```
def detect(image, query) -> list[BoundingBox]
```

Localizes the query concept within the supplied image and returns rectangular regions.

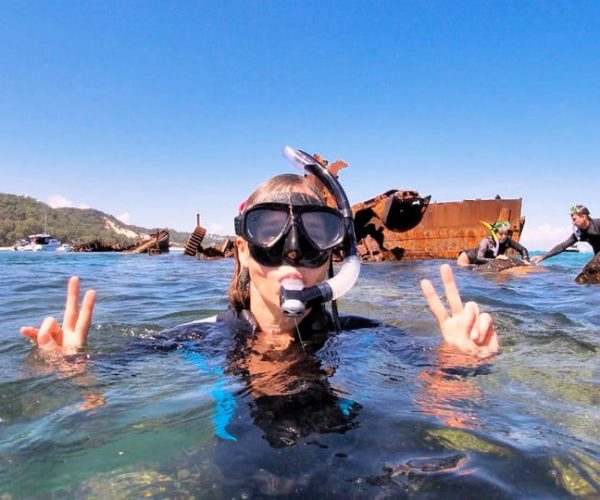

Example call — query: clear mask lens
[239,203,345,268]
[299,210,344,249]
[245,209,289,247]
[243,204,344,251]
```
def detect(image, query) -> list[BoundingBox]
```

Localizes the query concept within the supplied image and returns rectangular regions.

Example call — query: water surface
[0,251,598,498]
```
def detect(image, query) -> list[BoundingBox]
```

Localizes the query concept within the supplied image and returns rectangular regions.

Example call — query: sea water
[0,251,598,498]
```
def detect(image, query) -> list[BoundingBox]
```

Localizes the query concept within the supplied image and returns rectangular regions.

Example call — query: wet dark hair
[227,174,325,311]
[570,205,590,217]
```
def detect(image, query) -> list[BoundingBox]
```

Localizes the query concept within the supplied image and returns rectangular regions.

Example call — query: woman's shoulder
[338,314,381,330]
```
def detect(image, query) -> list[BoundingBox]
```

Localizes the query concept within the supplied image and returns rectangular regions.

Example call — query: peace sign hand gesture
[20,276,96,355]
[420,264,499,358]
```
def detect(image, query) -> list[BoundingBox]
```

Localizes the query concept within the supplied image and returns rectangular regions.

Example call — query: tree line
[0,193,192,247]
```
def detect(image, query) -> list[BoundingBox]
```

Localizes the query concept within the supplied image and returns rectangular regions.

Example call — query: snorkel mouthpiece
[280,145,361,317]
[280,279,335,317]
[279,278,306,317]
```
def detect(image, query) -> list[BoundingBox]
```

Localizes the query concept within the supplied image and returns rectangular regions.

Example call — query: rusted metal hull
[72,240,126,252]
[183,226,207,256]
[124,230,170,255]
[353,193,525,261]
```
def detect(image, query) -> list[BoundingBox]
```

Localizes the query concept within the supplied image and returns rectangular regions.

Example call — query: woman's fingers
[422,265,499,358]
[73,289,96,347]
[20,326,39,340]
[63,276,80,333]
[420,279,448,329]
[36,317,62,351]
[463,301,480,340]
[440,264,463,315]
[21,276,96,353]
[477,313,499,353]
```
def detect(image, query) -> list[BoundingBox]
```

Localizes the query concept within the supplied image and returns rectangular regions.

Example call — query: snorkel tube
[279,146,361,317]
[481,221,499,244]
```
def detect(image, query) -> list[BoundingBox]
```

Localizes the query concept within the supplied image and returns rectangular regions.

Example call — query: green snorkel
[481,220,510,244]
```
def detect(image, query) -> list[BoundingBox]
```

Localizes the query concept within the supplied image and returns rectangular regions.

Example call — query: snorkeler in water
[532,205,600,264]
[20,147,499,444]
[457,220,530,266]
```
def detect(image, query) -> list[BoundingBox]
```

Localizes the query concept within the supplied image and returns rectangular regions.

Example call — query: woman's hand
[420,264,498,358]
[20,276,96,355]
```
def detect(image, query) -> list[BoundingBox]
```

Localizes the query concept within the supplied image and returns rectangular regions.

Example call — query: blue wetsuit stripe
[179,350,237,442]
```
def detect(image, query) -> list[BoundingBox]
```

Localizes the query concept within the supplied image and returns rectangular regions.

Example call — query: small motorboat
[15,234,62,252]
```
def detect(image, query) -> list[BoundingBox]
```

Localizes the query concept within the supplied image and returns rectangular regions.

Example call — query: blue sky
[1,1,599,250]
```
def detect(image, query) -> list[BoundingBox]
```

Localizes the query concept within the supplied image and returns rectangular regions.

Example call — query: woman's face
[571,212,589,229]
[497,230,509,243]
[237,237,329,315]
[236,186,329,315]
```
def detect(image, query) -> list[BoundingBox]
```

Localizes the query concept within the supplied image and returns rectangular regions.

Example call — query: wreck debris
[354,194,526,261]
[72,240,127,252]
[357,197,527,261]
[307,150,526,262]
[183,214,234,260]
[191,238,235,260]
[183,215,207,256]
[359,234,384,262]
[308,154,349,209]
[353,189,432,261]
[124,230,170,255]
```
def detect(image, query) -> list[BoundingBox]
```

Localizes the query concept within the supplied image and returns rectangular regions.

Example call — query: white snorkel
[279,146,361,318]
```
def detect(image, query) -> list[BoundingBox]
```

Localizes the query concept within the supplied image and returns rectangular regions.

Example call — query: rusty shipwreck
[308,151,525,262]
[353,191,525,261]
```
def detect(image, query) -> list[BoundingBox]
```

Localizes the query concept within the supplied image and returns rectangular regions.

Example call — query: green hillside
[0,193,191,247]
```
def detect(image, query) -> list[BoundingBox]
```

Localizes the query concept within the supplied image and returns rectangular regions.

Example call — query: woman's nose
[285,250,299,262]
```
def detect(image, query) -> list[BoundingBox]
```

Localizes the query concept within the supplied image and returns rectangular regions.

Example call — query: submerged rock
[575,252,600,284]
[474,257,538,274]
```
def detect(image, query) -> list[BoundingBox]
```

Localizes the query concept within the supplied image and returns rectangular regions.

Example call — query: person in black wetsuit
[19,151,499,445]
[457,221,530,266]
[532,205,600,264]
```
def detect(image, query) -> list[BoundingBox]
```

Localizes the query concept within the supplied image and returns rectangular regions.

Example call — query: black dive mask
[234,194,345,268]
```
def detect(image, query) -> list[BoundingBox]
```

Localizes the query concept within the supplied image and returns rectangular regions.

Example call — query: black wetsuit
[540,218,600,261]
[465,236,529,265]
[146,306,378,448]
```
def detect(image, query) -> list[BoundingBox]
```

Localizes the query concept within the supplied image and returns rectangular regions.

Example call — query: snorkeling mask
[570,205,590,216]
[235,194,345,269]
[482,220,510,243]
[493,221,511,236]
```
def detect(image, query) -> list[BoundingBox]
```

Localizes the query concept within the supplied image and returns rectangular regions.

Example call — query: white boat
[15,234,62,252]
[56,243,73,252]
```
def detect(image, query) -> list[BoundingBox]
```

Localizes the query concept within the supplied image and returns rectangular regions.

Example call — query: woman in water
[457,220,529,266]
[21,179,497,360]
[20,150,498,447]
[16,154,595,500]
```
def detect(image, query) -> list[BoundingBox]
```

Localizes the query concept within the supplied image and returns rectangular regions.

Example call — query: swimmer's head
[570,205,590,217]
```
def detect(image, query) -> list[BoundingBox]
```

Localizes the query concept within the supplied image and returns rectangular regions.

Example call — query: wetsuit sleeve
[473,238,492,264]
[509,239,529,260]
[541,234,577,261]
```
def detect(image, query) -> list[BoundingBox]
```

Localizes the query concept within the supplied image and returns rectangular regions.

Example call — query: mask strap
[287,192,295,222]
